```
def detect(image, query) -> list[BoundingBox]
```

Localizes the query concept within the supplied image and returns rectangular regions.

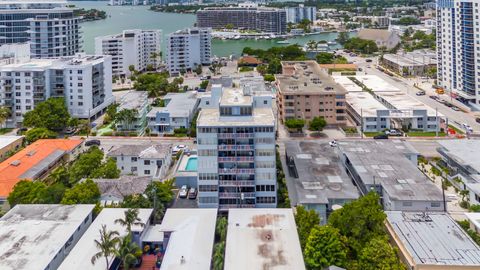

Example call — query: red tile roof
[0,139,83,198]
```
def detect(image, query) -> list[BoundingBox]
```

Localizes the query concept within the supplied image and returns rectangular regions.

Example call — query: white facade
[0,54,114,127]
[109,0,144,5]
[437,0,480,109]
[95,29,162,77]
[196,82,276,210]
[0,43,31,65]
[285,4,316,23]
[167,27,211,76]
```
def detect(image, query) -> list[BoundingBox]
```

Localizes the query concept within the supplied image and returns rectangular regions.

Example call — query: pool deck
[175,153,198,178]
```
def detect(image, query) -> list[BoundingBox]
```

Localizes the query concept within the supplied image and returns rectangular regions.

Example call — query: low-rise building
[284,141,360,224]
[108,144,172,179]
[58,208,153,270]
[0,204,95,270]
[95,29,162,77]
[91,175,152,205]
[380,50,437,76]
[0,139,83,207]
[357,29,401,50]
[465,212,480,234]
[0,136,24,161]
[353,16,390,28]
[115,90,149,135]
[225,209,306,270]
[338,140,445,212]
[437,140,480,205]
[147,91,200,134]
[385,211,480,269]
[275,61,347,126]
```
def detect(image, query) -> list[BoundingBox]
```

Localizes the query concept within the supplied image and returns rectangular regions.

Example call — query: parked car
[429,95,439,100]
[463,123,473,133]
[416,91,426,96]
[172,144,186,155]
[64,127,76,135]
[365,59,373,63]
[385,129,402,136]
[329,140,337,147]
[188,188,197,199]
[451,106,460,111]
[373,134,389,139]
[179,185,188,198]
[476,117,480,123]
[85,139,101,147]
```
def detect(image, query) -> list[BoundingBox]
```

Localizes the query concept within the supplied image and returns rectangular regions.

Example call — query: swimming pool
[185,157,198,171]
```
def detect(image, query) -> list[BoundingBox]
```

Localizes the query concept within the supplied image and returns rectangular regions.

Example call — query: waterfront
[70,1,341,57]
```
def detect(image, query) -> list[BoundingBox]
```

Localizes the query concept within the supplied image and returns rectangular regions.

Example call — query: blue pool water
[185,157,198,171]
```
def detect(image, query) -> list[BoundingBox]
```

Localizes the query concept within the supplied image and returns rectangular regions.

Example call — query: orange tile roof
[238,55,262,65]
[318,63,357,70]
[0,139,83,198]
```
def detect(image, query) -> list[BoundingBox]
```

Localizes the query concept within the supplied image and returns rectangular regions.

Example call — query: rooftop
[197,107,275,127]
[354,75,400,92]
[118,90,148,111]
[58,208,153,270]
[225,209,305,270]
[276,61,347,95]
[158,209,217,270]
[285,141,360,205]
[357,28,396,41]
[375,91,439,116]
[220,88,253,106]
[346,91,388,117]
[338,140,443,202]
[465,212,480,231]
[108,144,172,159]
[90,175,152,203]
[382,49,437,67]
[0,204,95,270]
[0,139,82,198]
[0,54,107,71]
[386,211,480,266]
[0,136,23,149]
[437,140,480,175]
[332,76,362,92]
[148,92,198,118]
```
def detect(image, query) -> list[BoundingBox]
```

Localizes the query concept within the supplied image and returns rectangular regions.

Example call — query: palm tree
[0,106,11,128]
[114,235,142,270]
[215,217,228,242]
[115,208,145,233]
[212,242,225,270]
[91,225,120,270]
[306,40,317,51]
[116,109,138,131]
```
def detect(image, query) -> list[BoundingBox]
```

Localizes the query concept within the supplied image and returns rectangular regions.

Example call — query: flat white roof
[159,209,217,270]
[346,91,388,117]
[58,208,153,270]
[0,135,23,149]
[355,75,400,92]
[0,204,95,270]
[465,212,480,231]
[437,140,480,174]
[375,91,440,116]
[198,107,275,127]
[332,76,363,92]
[225,209,306,270]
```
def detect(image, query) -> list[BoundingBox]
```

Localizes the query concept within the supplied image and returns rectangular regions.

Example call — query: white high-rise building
[167,28,211,76]
[95,29,162,77]
[437,0,480,109]
[285,4,316,23]
[0,54,114,127]
[0,0,82,58]
[196,77,277,210]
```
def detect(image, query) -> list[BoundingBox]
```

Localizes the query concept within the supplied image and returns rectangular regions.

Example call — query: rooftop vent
[27,150,36,156]
[10,160,21,166]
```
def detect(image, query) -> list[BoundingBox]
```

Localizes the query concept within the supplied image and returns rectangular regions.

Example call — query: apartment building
[285,4,316,23]
[275,61,347,126]
[95,29,162,77]
[196,82,276,210]
[0,54,113,127]
[0,0,82,58]
[196,6,287,34]
[115,90,149,135]
[437,0,480,109]
[167,28,211,76]
[0,43,31,65]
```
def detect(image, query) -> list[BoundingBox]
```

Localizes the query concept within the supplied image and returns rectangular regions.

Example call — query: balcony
[219,204,255,210]
[218,145,254,151]
[218,168,255,174]
[219,180,255,186]
[218,192,256,199]
[218,156,254,162]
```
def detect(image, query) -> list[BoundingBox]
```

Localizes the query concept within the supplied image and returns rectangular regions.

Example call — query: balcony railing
[218,145,254,151]
[218,133,255,139]
[219,180,255,186]
[218,168,255,174]
[219,204,255,210]
[218,192,256,199]
[218,156,254,162]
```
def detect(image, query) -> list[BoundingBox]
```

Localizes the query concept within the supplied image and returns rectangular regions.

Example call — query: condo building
[0,54,113,127]
[196,82,276,210]
[285,4,316,23]
[95,29,162,77]
[196,6,287,34]
[275,61,347,126]
[167,27,211,76]
[437,0,480,109]
[0,0,82,58]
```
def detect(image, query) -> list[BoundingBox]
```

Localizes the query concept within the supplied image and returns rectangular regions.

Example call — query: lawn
[0,128,13,135]
[448,125,465,134]
[363,131,384,137]
[407,131,446,137]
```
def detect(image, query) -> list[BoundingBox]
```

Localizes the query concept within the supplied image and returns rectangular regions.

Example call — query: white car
[172,144,187,155]
[463,123,473,133]
[179,185,188,198]
[329,140,337,147]
[385,130,402,136]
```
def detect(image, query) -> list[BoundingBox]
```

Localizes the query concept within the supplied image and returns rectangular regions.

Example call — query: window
[256,197,276,204]
[431,202,441,207]
[131,157,137,162]
[263,100,268,105]
[144,170,151,175]
[144,160,150,165]
[402,202,413,207]
[131,167,137,172]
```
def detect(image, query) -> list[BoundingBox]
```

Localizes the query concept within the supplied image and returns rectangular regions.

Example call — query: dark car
[16,127,28,135]
[85,139,101,147]
[365,59,373,63]
[188,188,197,199]
[476,118,480,124]
[373,134,389,139]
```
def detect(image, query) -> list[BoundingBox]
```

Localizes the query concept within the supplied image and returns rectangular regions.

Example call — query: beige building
[357,28,401,50]
[0,136,23,161]
[275,61,347,125]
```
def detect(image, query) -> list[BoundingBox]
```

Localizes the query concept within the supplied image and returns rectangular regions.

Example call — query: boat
[277,40,290,44]
[327,41,337,45]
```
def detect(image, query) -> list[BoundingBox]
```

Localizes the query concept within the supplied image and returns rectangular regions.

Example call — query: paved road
[340,52,480,133]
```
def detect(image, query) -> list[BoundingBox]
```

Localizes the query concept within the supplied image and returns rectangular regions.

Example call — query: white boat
[327,41,337,45]
[277,40,290,44]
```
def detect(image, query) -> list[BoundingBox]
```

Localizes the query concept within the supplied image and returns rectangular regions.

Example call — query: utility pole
[435,107,439,137]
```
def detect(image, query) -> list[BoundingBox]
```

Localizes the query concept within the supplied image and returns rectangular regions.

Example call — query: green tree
[121,194,152,209]
[115,208,145,233]
[91,225,120,270]
[343,38,378,54]
[145,179,174,220]
[194,65,203,75]
[337,32,350,45]
[309,117,327,131]
[61,179,101,204]
[216,217,228,242]
[25,128,57,143]
[328,192,386,255]
[116,108,138,131]
[114,235,142,270]
[212,242,225,270]
[285,119,305,131]
[69,147,105,184]
[358,237,405,270]
[8,180,48,206]
[23,98,70,131]
[90,158,121,179]
[0,106,11,128]
[304,225,348,269]
[199,80,209,89]
[225,23,234,30]
[316,52,335,64]
[133,73,169,97]
[263,74,275,82]
[295,205,320,250]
